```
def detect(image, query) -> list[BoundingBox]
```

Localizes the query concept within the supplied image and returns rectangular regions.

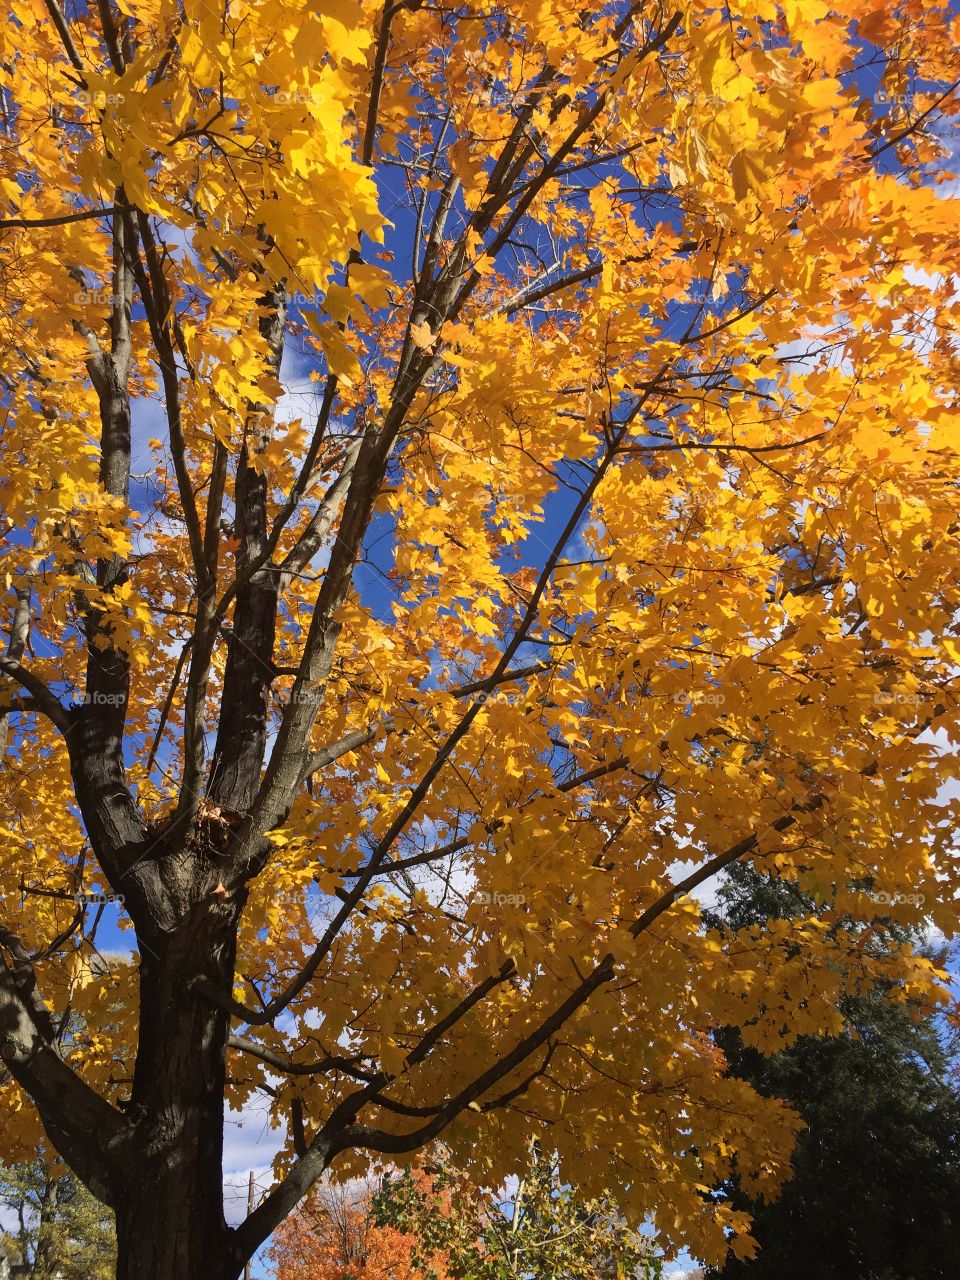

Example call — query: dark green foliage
[705,865,960,1280]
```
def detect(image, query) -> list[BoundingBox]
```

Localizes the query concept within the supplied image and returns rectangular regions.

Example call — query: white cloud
[221,1095,288,1278]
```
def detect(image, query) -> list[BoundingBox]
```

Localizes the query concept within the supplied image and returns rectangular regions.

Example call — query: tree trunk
[114,1165,230,1280]
[114,901,241,1280]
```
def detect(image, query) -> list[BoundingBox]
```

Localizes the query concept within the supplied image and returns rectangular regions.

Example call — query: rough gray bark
[113,904,241,1280]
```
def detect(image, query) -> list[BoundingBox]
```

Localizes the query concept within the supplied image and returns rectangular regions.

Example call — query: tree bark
[113,899,241,1280]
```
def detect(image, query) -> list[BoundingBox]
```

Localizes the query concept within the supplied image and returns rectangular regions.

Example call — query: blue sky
[6,5,960,1273]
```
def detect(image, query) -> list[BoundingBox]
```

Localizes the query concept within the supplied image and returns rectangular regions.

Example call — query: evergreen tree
[705,866,960,1280]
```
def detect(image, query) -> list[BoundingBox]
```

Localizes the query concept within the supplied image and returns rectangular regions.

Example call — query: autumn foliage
[269,1154,659,1280]
[1,0,960,1275]
[268,1174,449,1280]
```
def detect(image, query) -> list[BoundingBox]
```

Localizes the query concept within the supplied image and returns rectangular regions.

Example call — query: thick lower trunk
[115,903,241,1280]
[115,1164,231,1280]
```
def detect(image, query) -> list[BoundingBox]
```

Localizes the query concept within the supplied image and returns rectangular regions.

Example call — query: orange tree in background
[267,1175,438,1280]
[1,0,960,1276]
[270,1151,661,1279]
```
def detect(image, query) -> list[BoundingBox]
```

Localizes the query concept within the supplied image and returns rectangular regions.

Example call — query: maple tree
[267,1174,429,1280]
[369,1148,662,1279]
[271,1150,661,1280]
[1,0,960,1276]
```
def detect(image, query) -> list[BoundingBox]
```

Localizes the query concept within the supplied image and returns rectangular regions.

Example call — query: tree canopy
[270,1149,661,1280]
[0,1147,116,1280]
[705,866,960,1279]
[267,1174,424,1280]
[370,1149,661,1280]
[1,0,959,1275]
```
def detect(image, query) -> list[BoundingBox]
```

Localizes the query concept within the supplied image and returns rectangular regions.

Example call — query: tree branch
[299,719,393,789]
[0,657,72,735]
[226,1035,366,1078]
[0,206,115,230]
[0,928,130,1203]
